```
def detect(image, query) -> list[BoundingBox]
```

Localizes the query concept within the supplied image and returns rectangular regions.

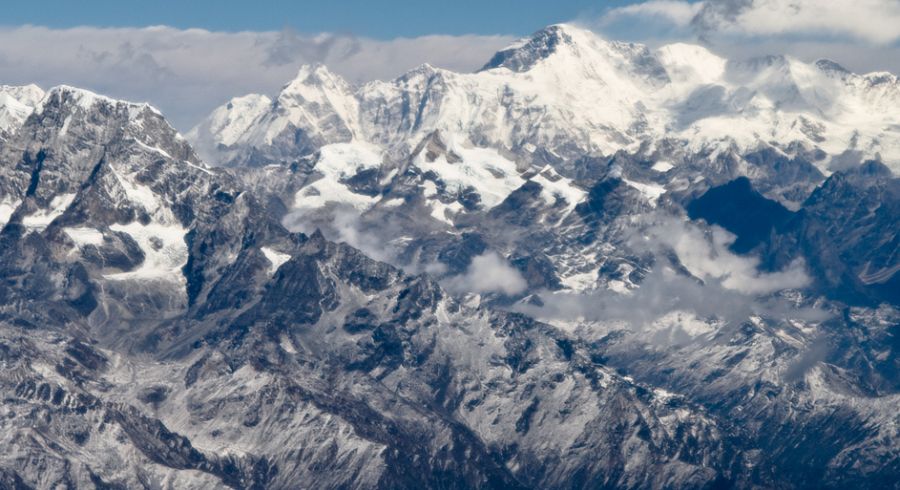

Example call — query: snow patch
[293,142,382,211]
[279,334,297,354]
[135,139,173,159]
[105,221,188,282]
[607,280,631,294]
[561,270,599,291]
[184,160,214,176]
[111,169,179,223]
[531,166,586,211]
[64,227,104,247]
[0,198,21,228]
[429,200,464,225]
[413,138,524,209]
[381,197,405,208]
[624,179,666,206]
[422,180,438,198]
[22,193,76,230]
[261,247,291,275]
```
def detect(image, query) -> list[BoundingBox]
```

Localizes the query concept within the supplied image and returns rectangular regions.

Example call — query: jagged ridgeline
[0,23,897,489]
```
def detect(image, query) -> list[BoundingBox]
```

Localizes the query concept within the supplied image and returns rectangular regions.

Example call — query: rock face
[0,22,898,489]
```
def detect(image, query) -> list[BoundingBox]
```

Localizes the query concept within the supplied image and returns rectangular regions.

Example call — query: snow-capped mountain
[182,26,900,307]
[0,22,898,489]
[191,24,900,176]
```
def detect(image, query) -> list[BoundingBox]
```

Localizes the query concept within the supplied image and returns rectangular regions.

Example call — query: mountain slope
[0,23,899,489]
[0,83,744,489]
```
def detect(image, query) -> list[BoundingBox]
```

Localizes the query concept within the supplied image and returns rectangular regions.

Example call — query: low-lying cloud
[643,219,810,295]
[285,204,527,296]
[284,205,406,266]
[517,214,827,335]
[445,252,528,296]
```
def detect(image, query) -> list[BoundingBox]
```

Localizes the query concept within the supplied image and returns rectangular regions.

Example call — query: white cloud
[648,219,810,295]
[707,0,900,44]
[589,0,900,83]
[446,252,527,296]
[515,215,824,334]
[284,205,401,266]
[0,25,513,130]
[602,0,703,27]
[603,0,900,44]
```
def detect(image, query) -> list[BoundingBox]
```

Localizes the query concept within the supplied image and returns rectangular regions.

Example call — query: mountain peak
[480,23,590,72]
[479,24,669,88]
[815,59,851,76]
[0,84,45,107]
[276,64,356,117]
[188,93,273,151]
[396,62,448,83]
[292,63,335,81]
[27,85,197,169]
[282,64,349,95]
[0,84,46,135]
[41,84,161,116]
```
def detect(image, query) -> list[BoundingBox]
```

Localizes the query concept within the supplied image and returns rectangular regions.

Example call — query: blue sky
[3,0,635,38]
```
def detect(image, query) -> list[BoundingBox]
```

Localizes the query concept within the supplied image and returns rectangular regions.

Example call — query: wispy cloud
[602,0,704,28]
[0,25,513,130]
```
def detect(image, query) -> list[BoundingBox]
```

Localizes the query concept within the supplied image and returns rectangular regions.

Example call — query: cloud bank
[0,25,514,130]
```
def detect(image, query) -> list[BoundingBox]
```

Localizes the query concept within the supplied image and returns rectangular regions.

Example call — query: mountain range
[0,23,897,489]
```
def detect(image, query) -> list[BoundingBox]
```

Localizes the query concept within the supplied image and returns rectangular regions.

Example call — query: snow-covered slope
[192,24,900,176]
[0,84,227,317]
[187,64,359,166]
